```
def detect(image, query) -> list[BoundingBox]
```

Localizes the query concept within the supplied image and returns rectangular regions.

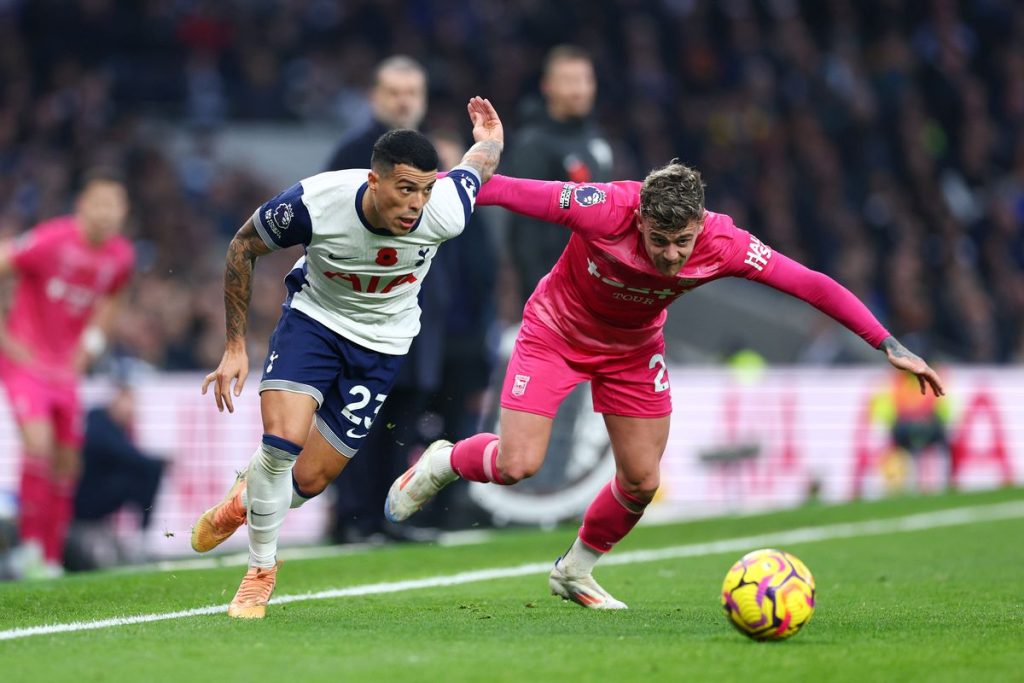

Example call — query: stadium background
[0,0,1022,557]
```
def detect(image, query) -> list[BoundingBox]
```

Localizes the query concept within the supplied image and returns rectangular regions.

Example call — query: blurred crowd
[0,0,1023,363]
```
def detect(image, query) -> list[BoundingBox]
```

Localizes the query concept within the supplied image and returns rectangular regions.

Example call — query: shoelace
[235,567,277,604]
[213,492,246,529]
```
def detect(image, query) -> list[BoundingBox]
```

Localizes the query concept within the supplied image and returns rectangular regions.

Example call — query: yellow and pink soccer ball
[721,548,816,641]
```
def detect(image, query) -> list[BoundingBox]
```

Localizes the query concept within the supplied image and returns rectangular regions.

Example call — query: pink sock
[18,456,51,550]
[450,433,506,484]
[45,478,76,564]
[579,477,649,553]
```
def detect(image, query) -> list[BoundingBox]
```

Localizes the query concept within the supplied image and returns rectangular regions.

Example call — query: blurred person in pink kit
[0,169,135,578]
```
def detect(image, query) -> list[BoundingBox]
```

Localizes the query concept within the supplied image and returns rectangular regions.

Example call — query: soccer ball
[720,548,816,641]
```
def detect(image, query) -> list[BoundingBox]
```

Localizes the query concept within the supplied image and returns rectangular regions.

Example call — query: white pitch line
[107,529,495,575]
[2,500,1022,642]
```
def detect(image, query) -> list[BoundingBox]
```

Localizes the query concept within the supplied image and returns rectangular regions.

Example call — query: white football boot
[384,439,457,522]
[549,559,628,609]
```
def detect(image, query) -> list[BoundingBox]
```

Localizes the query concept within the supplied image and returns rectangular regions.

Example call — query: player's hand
[881,337,945,397]
[467,96,503,148]
[202,346,249,413]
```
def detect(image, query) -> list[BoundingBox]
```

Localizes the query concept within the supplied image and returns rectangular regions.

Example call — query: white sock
[429,442,457,482]
[241,476,311,509]
[290,485,312,509]
[559,537,602,576]
[246,439,300,568]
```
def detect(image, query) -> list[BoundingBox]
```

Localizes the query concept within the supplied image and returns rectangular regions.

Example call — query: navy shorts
[259,307,404,457]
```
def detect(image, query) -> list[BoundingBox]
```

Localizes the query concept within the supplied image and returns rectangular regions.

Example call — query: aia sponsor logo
[324,270,418,294]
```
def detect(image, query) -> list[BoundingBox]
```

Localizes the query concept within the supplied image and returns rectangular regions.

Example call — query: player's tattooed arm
[460,140,503,183]
[880,336,946,397]
[203,218,272,412]
[223,218,272,348]
[461,96,504,183]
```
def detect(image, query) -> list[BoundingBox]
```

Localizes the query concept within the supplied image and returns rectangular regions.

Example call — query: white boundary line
[2,500,1022,642]
[105,529,496,575]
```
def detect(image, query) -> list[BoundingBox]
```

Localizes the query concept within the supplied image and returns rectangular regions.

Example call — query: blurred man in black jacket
[324,55,427,171]
[505,45,613,305]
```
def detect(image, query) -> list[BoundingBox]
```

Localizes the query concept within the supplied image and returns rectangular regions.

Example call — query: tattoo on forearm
[223,221,269,345]
[881,336,914,360]
[461,140,503,182]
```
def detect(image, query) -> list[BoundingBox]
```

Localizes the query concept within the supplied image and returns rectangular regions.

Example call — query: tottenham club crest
[573,185,606,208]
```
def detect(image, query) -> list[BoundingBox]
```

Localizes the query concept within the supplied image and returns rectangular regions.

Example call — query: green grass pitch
[2,487,1022,682]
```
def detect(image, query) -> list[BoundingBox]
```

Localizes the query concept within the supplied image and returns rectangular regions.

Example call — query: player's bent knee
[619,477,660,504]
[292,467,332,497]
[262,426,309,448]
[634,485,659,505]
[293,448,348,497]
[496,455,543,483]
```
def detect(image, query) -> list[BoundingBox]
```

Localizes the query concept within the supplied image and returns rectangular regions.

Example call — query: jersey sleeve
[10,225,59,275]
[476,175,637,239]
[422,165,481,236]
[251,182,314,250]
[719,221,890,348]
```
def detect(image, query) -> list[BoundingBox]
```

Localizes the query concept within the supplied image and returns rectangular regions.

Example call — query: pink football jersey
[6,216,134,373]
[479,176,888,355]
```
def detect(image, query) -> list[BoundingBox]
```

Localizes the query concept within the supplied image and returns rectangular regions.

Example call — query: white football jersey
[252,165,480,354]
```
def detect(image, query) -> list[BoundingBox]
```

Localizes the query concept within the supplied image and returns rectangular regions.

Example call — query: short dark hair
[372,55,427,89]
[371,129,439,174]
[80,166,127,190]
[542,45,592,77]
[639,161,706,232]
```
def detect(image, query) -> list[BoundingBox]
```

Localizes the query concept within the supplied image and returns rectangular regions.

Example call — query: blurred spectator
[871,370,952,494]
[504,45,613,307]
[65,368,167,571]
[324,55,427,171]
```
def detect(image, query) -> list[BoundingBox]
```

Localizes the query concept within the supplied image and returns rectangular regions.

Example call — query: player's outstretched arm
[746,249,944,398]
[202,218,272,413]
[879,336,945,397]
[459,96,504,183]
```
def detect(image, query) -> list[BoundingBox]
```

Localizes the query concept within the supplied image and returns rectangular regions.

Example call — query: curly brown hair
[639,161,706,232]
